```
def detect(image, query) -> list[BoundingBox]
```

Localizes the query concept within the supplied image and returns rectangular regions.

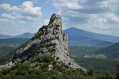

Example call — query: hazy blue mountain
[0,27,118,46]
[63,27,114,46]
[15,32,34,38]
[1,27,119,43]
[67,37,113,46]
[63,27,119,42]
[93,42,119,59]
[0,34,14,39]
[0,32,34,39]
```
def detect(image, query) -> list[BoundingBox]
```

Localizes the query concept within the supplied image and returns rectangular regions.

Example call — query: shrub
[56,57,59,60]
[39,43,56,48]
[48,48,55,53]
[35,55,54,63]
[21,57,26,63]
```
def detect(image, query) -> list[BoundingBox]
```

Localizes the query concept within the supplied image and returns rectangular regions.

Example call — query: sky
[0,0,119,36]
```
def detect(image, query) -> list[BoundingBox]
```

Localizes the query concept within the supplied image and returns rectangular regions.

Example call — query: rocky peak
[48,13,62,27]
[0,14,84,70]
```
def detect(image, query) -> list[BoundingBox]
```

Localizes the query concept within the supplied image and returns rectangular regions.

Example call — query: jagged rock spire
[12,13,82,69]
[48,13,62,27]
[0,13,84,70]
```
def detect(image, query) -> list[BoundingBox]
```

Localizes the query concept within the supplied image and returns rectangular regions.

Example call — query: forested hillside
[94,42,119,59]
[0,38,29,47]
[74,57,118,73]
[69,46,101,56]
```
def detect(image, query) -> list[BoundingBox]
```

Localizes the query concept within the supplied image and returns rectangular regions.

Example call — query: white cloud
[0,1,42,21]
[53,0,119,36]
[19,21,26,24]
[0,4,18,11]
[100,0,118,12]
[0,1,43,35]
[106,13,119,23]
[43,19,49,25]
[0,19,8,22]
[20,1,42,17]
[53,0,84,10]
[67,2,82,9]
[1,13,15,19]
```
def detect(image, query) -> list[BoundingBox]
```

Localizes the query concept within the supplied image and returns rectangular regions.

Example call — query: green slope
[94,42,119,59]
[0,40,29,65]
[0,38,29,47]
[69,46,101,56]
[0,55,93,79]
[0,38,29,57]
[0,46,15,57]
[74,57,118,74]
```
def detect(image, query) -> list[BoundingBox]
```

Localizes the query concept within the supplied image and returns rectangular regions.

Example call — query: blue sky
[0,0,119,36]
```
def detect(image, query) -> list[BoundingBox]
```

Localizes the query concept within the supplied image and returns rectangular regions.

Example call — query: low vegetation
[94,42,119,59]
[0,46,15,57]
[69,46,101,57]
[0,40,30,65]
[74,57,118,74]
[0,55,118,79]
[0,55,93,79]
[0,38,28,47]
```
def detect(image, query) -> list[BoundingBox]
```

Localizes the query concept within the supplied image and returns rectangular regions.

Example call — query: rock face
[1,14,82,70]
[0,62,14,70]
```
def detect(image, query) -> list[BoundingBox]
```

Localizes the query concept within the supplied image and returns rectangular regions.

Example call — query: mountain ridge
[0,32,34,39]
[1,27,119,43]
[15,32,34,38]
[63,27,114,46]
[0,27,115,46]
[64,27,119,43]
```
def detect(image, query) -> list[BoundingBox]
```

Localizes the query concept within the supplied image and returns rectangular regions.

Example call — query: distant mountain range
[15,32,34,38]
[0,27,119,62]
[63,27,116,46]
[63,27,119,43]
[1,27,119,46]
[0,32,34,39]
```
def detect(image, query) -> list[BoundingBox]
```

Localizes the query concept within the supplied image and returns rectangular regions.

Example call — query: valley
[0,37,119,74]
[0,14,119,79]
[0,0,119,78]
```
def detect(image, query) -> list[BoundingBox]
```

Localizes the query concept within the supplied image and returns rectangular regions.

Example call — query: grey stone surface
[0,62,14,70]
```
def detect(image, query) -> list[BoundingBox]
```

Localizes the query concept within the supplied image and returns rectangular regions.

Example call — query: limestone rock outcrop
[0,14,83,70]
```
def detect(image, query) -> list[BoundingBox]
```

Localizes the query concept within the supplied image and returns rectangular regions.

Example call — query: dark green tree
[116,62,119,79]
[88,66,94,76]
